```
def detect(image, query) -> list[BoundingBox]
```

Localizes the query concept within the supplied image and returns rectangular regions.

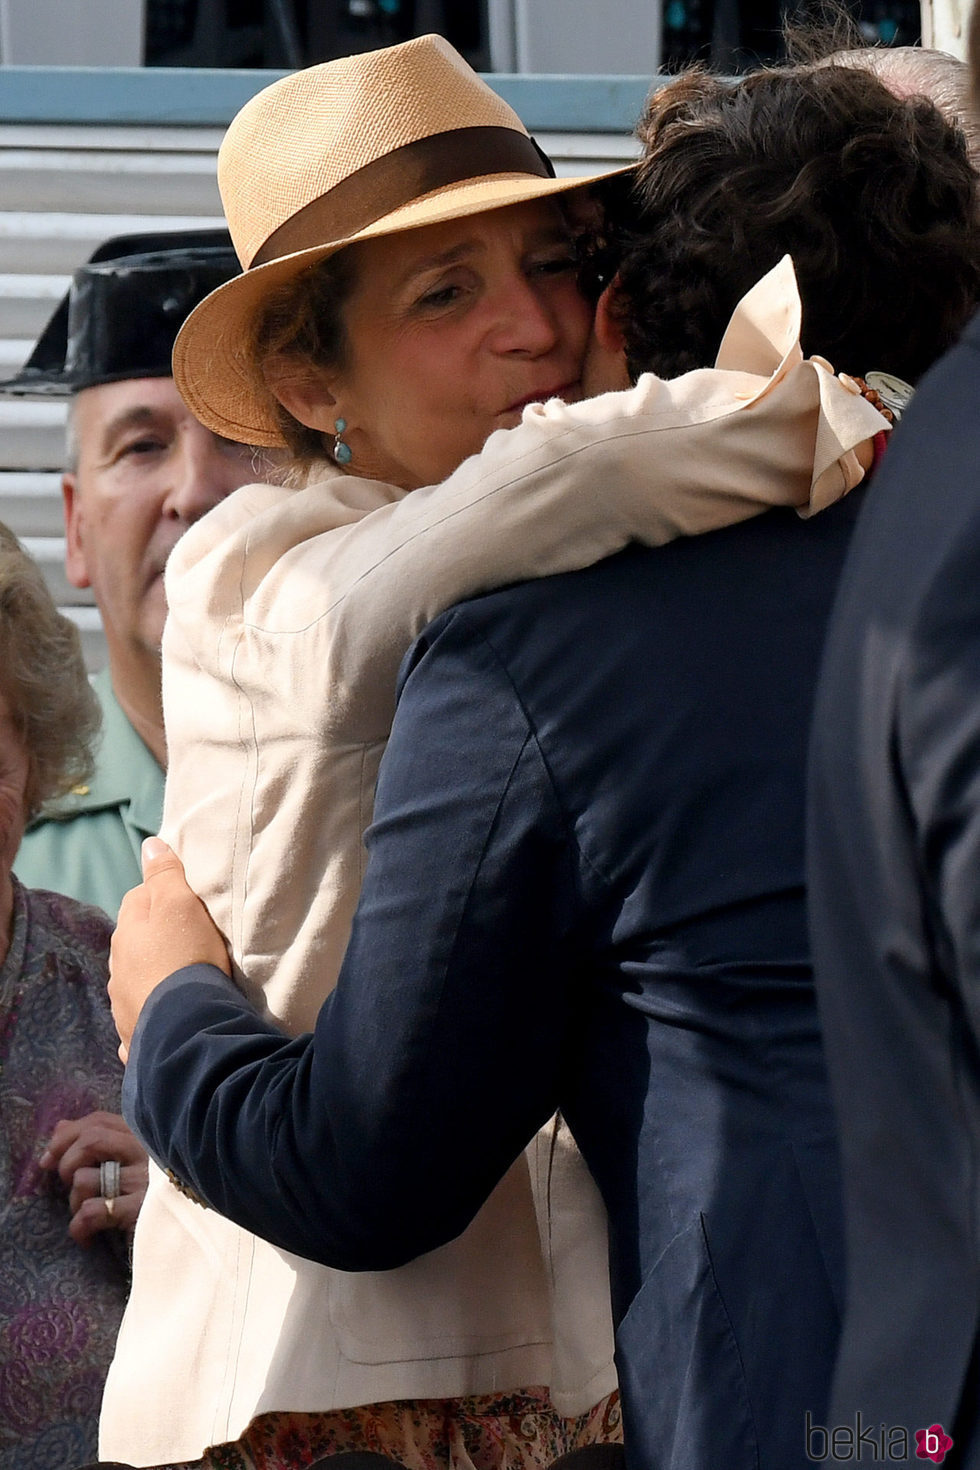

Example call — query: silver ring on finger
[100,1159,122,1202]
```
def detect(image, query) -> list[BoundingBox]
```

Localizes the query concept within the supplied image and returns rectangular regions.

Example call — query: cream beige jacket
[101,261,887,1465]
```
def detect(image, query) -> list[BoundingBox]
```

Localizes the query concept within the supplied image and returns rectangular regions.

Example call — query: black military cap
[0,228,239,398]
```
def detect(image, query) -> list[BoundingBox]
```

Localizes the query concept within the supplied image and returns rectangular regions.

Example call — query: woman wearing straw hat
[99,35,885,1470]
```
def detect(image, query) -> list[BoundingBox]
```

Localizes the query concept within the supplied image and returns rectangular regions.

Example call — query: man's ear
[263,355,338,435]
[62,473,91,591]
[582,277,632,396]
[594,278,627,354]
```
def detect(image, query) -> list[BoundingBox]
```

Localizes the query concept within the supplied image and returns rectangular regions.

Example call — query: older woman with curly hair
[0,520,146,1470]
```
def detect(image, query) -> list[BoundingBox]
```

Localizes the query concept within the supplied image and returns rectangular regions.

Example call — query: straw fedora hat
[173,33,626,447]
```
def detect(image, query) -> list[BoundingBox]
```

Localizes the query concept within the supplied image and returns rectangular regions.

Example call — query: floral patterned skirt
[168,1388,622,1470]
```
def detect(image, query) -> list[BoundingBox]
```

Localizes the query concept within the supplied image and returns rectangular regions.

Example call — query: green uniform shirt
[14,668,165,919]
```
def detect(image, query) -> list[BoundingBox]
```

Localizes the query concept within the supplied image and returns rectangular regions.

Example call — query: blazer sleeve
[286,264,884,725]
[167,261,886,744]
[124,605,587,1270]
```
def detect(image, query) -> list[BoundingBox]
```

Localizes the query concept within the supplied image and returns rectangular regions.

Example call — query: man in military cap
[7,231,259,916]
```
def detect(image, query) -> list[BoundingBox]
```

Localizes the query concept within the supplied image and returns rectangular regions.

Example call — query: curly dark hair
[585,64,980,384]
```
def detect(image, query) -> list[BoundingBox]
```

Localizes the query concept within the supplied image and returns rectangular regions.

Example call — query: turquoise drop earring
[333,418,353,466]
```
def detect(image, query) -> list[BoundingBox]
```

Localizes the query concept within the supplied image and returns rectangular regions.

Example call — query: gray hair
[0,520,100,820]
[64,398,79,474]
[823,46,980,173]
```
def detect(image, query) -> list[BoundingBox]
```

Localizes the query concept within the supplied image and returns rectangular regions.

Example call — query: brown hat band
[250,126,553,268]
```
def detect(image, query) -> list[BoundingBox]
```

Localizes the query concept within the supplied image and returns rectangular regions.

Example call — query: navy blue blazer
[809,313,980,1468]
[128,496,862,1470]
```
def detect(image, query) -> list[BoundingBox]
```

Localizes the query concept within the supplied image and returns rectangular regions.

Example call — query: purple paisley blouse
[0,878,128,1470]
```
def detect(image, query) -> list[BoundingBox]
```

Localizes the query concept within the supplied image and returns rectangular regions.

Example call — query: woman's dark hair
[585,64,980,383]
[244,246,359,472]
